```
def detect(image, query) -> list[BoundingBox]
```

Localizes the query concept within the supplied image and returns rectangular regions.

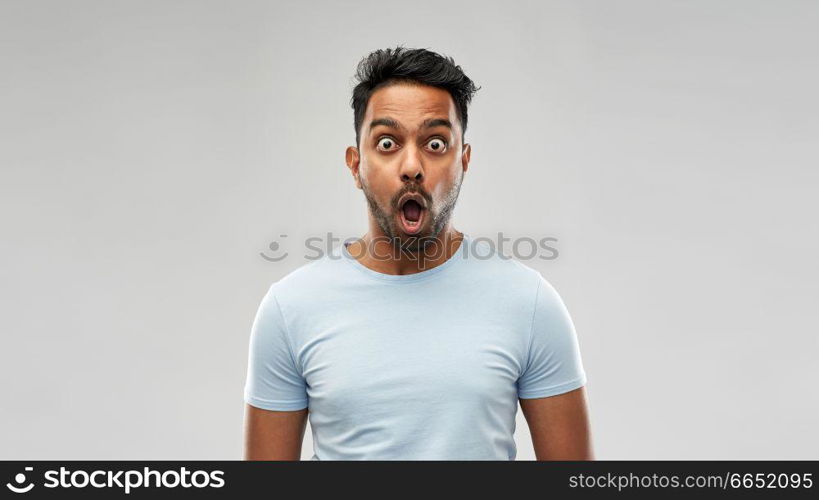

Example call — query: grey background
[1,0,816,460]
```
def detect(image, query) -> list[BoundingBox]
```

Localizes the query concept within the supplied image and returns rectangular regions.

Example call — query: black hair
[350,46,480,147]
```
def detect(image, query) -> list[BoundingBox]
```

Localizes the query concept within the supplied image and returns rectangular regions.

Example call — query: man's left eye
[427,138,447,152]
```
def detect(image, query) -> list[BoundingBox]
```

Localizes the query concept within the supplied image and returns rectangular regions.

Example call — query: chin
[398,231,439,251]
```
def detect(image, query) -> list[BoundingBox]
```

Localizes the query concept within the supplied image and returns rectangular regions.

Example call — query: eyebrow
[368,117,453,133]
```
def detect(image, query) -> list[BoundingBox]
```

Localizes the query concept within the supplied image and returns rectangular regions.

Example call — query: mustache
[392,184,432,210]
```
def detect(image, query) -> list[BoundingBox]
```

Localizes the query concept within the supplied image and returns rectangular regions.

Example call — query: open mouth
[398,196,427,235]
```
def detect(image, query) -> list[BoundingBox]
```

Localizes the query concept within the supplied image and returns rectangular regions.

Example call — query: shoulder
[260,251,349,308]
[465,235,573,313]
[461,236,548,297]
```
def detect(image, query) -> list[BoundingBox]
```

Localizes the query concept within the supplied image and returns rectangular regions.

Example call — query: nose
[399,144,424,183]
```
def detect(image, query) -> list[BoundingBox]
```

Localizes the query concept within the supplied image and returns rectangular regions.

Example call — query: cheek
[429,164,461,194]
[360,160,383,186]
[361,163,397,203]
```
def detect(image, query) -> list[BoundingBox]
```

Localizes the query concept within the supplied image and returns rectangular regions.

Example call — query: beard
[360,175,463,253]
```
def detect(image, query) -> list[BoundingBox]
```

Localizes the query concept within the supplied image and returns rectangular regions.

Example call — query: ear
[345,146,362,189]
[461,143,471,174]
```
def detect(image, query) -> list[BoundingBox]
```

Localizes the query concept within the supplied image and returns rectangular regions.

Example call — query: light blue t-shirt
[243,234,587,460]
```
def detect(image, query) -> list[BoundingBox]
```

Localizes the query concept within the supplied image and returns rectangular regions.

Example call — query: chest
[296,315,528,414]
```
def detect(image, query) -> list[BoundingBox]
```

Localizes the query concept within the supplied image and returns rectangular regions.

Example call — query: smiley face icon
[6,467,35,494]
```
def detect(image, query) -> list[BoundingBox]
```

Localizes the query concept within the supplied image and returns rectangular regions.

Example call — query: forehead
[364,83,459,131]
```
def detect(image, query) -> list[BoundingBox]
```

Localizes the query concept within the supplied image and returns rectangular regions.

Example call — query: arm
[519,386,593,460]
[243,404,308,460]
[517,274,591,460]
[243,286,310,459]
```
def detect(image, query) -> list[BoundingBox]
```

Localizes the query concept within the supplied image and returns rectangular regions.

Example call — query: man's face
[346,82,471,252]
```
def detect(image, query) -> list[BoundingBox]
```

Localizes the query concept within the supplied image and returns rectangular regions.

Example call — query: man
[243,46,593,460]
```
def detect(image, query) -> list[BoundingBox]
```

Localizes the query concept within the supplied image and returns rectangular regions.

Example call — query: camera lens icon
[6,467,35,493]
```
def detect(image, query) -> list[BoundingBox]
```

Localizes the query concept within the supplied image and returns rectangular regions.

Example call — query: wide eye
[376,137,398,152]
[426,137,447,153]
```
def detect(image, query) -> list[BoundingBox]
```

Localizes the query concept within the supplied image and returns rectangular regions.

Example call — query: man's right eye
[376,137,398,151]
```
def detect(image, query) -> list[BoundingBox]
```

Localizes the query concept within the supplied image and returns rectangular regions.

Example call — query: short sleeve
[517,275,587,399]
[243,286,309,411]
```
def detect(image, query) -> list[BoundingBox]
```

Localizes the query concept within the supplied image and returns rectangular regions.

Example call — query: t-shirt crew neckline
[341,233,470,283]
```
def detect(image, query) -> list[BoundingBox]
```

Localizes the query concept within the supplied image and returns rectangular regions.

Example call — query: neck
[347,222,463,276]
